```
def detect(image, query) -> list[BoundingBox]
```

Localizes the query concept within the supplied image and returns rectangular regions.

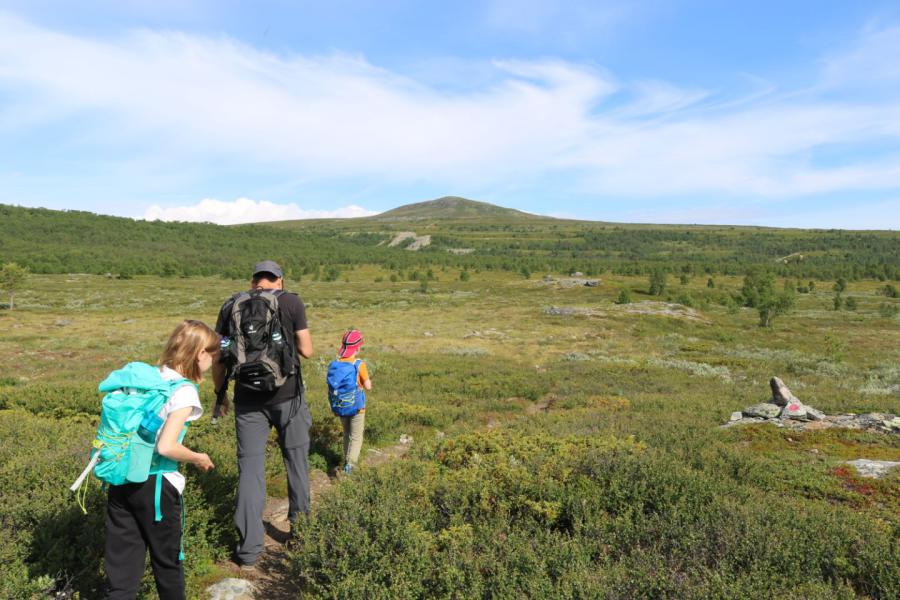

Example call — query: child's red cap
[338,329,364,358]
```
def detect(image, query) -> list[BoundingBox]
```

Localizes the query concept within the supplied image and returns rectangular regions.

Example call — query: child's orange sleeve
[357,361,369,386]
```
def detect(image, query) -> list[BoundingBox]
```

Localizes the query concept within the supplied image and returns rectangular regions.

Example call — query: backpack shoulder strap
[262,288,283,307]
[147,376,196,414]
[230,291,250,307]
[222,291,244,315]
[168,377,196,394]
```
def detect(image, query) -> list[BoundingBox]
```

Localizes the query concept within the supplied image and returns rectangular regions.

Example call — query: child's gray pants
[341,411,366,467]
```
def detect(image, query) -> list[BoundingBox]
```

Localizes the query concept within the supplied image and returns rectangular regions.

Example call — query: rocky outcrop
[844,459,900,479]
[386,231,432,250]
[723,377,899,434]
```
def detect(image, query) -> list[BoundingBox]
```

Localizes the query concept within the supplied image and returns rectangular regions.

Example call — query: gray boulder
[743,403,781,419]
[805,407,826,421]
[206,578,256,600]
[769,376,799,407]
[780,402,808,420]
[845,459,900,479]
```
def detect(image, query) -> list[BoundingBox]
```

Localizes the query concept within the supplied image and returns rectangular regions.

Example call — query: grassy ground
[0,271,897,598]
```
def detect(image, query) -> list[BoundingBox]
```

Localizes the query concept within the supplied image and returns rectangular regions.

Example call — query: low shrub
[288,431,898,598]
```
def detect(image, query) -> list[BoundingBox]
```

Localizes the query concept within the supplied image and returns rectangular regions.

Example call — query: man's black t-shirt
[216,289,308,407]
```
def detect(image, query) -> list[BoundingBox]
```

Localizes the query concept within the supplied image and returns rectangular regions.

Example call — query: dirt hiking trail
[215,395,549,598]
[218,441,411,598]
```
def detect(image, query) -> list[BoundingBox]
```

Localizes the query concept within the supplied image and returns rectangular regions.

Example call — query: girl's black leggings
[104,477,184,600]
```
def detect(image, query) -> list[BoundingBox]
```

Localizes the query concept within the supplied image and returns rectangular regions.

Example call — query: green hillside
[373,196,543,221]
[1,202,898,281]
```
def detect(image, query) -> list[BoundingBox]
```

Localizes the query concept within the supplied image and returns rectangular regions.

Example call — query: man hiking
[212,260,313,568]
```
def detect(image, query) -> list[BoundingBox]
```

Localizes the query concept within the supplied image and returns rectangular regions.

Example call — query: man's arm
[212,359,227,393]
[212,301,231,416]
[295,328,313,359]
[211,355,230,417]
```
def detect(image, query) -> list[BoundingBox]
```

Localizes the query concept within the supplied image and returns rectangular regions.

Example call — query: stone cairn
[723,377,900,434]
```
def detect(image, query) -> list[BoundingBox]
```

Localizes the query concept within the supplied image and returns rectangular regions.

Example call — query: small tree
[0,262,29,310]
[459,270,470,282]
[740,269,794,327]
[833,293,843,311]
[648,269,667,296]
[833,277,847,293]
[679,274,690,285]
[707,277,715,289]
[616,288,632,304]
[758,288,795,328]
[322,265,341,282]
[845,296,857,311]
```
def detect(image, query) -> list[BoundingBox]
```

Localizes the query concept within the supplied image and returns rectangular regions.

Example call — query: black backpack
[220,289,298,393]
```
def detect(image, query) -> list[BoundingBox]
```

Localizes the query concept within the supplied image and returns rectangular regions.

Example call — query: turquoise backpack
[71,362,195,553]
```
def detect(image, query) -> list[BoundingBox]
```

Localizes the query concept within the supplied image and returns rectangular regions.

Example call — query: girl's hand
[193,453,215,471]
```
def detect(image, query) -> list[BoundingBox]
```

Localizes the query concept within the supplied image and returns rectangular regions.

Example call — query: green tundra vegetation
[2,199,899,281]
[0,199,898,598]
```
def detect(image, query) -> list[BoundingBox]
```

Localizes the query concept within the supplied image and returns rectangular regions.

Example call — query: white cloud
[0,11,899,211]
[143,198,376,225]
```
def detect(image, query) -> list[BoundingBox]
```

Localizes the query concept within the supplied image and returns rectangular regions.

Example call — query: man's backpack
[326,359,365,416]
[70,362,194,493]
[220,289,297,393]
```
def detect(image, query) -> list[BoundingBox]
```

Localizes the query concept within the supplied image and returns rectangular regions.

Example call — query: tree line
[1,204,898,281]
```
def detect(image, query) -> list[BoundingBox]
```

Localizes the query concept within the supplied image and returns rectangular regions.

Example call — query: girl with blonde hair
[104,320,217,600]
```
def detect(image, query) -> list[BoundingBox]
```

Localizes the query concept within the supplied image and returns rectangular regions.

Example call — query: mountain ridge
[369,196,545,221]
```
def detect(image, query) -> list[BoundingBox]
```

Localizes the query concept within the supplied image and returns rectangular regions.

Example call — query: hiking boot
[230,553,260,576]
[236,558,260,576]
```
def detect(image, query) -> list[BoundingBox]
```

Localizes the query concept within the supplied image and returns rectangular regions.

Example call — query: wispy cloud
[0,11,899,219]
[822,23,900,87]
[143,198,376,225]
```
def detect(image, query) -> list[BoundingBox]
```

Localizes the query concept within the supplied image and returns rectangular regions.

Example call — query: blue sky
[1,1,899,228]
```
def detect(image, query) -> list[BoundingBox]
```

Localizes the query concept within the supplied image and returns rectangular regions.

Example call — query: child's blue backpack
[326,359,365,417]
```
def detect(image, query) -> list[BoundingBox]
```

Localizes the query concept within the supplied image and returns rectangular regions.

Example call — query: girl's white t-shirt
[156,366,204,494]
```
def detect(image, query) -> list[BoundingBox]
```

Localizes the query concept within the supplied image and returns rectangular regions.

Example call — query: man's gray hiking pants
[234,395,311,565]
